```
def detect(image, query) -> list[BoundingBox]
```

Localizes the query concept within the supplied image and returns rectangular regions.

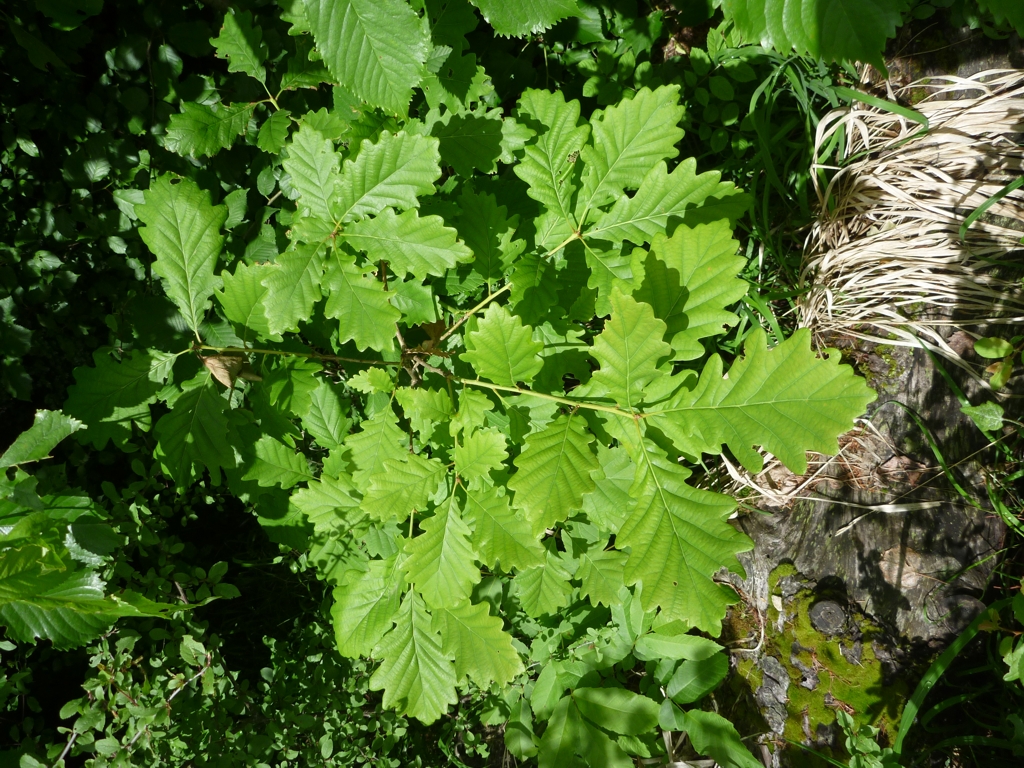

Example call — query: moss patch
[855,344,902,396]
[782,594,906,748]
[720,587,771,743]
[731,564,910,766]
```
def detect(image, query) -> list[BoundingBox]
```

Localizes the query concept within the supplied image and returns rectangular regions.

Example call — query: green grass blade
[958,175,1024,242]
[782,738,848,768]
[833,86,929,128]
[893,598,1011,754]
[889,402,977,507]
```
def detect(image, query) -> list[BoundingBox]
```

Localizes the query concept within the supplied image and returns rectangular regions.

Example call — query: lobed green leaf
[344,208,472,279]
[433,599,524,687]
[617,445,750,635]
[648,328,877,473]
[337,132,442,223]
[0,411,82,470]
[212,9,268,83]
[589,288,671,409]
[508,414,597,531]
[164,102,254,159]
[323,254,401,352]
[369,591,457,724]
[332,555,403,657]
[462,486,543,572]
[64,350,175,449]
[462,304,544,388]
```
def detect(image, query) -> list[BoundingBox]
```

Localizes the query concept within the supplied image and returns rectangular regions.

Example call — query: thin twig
[53,733,77,766]
[124,724,147,751]
[167,664,208,704]
[439,232,581,344]
[118,660,210,758]
[198,345,400,367]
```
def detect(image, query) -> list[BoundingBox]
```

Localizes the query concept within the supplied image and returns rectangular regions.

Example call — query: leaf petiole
[439,233,581,345]
[457,378,638,419]
[439,283,513,343]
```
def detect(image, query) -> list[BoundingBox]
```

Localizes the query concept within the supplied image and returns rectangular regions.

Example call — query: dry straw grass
[721,419,943,520]
[798,69,1024,375]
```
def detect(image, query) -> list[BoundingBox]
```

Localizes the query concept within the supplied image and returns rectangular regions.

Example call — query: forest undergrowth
[1,1,1023,767]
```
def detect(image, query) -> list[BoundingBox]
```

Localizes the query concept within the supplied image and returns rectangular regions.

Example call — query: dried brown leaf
[202,354,254,388]
[419,319,447,352]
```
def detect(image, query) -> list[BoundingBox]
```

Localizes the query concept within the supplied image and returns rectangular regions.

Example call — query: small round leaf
[975,337,1013,359]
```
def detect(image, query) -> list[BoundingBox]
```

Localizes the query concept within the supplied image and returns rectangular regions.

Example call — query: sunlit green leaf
[395,387,452,439]
[433,599,524,687]
[216,261,280,342]
[470,0,580,36]
[332,555,403,657]
[164,102,254,159]
[634,221,747,360]
[577,548,626,608]
[573,687,659,736]
[508,414,597,531]
[0,411,82,469]
[588,159,747,244]
[514,89,590,234]
[462,486,544,572]
[403,493,480,608]
[647,329,876,473]
[513,549,573,617]
[667,652,729,704]
[682,709,763,768]
[303,380,352,449]
[344,208,472,279]
[242,435,313,488]
[283,123,341,224]
[454,428,507,486]
[370,590,457,724]
[462,304,544,388]
[589,288,671,409]
[537,696,581,768]
[137,176,227,334]
[344,411,408,487]
[323,253,401,352]
[576,85,684,216]
[616,443,750,634]
[337,132,441,222]
[212,9,268,83]
[304,0,430,114]
[261,241,330,335]
[361,453,447,522]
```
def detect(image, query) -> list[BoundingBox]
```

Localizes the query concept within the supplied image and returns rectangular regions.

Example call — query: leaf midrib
[579,99,678,218]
